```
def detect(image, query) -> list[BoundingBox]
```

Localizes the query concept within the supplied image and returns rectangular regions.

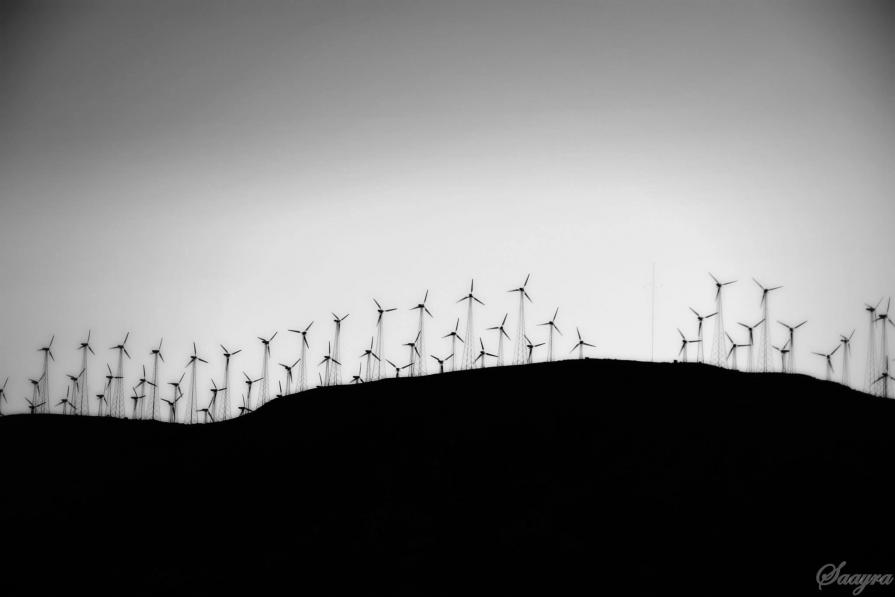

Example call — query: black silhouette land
[1,359,892,595]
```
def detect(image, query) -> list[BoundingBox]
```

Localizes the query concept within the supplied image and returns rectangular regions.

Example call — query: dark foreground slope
[1,360,893,595]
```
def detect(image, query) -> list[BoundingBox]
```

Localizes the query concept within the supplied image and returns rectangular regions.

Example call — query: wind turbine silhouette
[864,299,883,392]
[875,299,894,397]
[76,331,95,415]
[570,328,595,360]
[737,319,764,372]
[94,392,108,416]
[773,341,792,373]
[725,333,750,371]
[166,373,185,423]
[372,300,396,380]
[538,308,562,362]
[278,358,300,395]
[812,345,840,381]
[689,308,717,364]
[329,315,349,385]
[777,320,807,373]
[57,386,75,415]
[403,333,422,376]
[458,280,484,370]
[524,335,544,364]
[410,292,433,375]
[257,332,277,406]
[754,278,783,372]
[839,330,855,387]
[288,322,312,391]
[709,273,736,367]
[430,353,453,374]
[134,365,155,420]
[184,343,208,424]
[26,397,44,415]
[318,342,340,387]
[0,377,7,416]
[384,359,410,378]
[37,335,54,414]
[243,372,263,411]
[109,333,131,418]
[475,338,497,369]
[197,406,214,424]
[28,374,44,414]
[103,364,121,417]
[677,329,700,363]
[350,364,364,384]
[129,386,145,419]
[508,274,532,365]
[443,318,465,372]
[218,344,240,421]
[148,339,165,421]
[487,314,512,366]
[360,338,379,382]
[64,369,84,414]
[873,368,895,399]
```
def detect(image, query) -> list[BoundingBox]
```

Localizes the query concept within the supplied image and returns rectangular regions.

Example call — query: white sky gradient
[1,0,893,413]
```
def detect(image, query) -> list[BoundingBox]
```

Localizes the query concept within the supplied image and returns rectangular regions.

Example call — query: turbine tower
[149,339,164,421]
[37,335,54,414]
[185,343,207,424]
[736,319,764,372]
[486,314,511,366]
[709,273,736,367]
[875,299,893,396]
[288,322,312,391]
[778,320,807,373]
[677,329,700,363]
[218,345,240,421]
[442,319,464,372]
[839,330,855,387]
[864,300,882,393]
[360,338,379,382]
[410,292,432,376]
[372,300,396,380]
[754,278,782,372]
[508,274,532,365]
[457,280,484,370]
[109,333,131,418]
[257,332,277,405]
[524,335,544,364]
[538,308,561,362]
[76,331,95,416]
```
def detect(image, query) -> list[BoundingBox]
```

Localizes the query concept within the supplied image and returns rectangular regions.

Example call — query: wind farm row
[1,273,892,422]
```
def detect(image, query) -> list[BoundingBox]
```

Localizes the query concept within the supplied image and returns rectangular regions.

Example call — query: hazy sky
[1,0,893,413]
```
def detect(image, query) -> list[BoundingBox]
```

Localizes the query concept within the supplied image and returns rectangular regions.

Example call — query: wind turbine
[64,369,84,414]
[689,308,717,364]
[508,274,532,365]
[737,319,764,372]
[208,380,225,417]
[94,393,107,416]
[214,344,242,421]
[410,292,433,375]
[257,332,277,406]
[109,333,131,418]
[725,333,750,371]
[754,278,783,372]
[773,341,791,373]
[875,299,894,397]
[329,314,349,385]
[360,338,379,382]
[812,345,840,382]
[184,343,208,424]
[197,406,214,424]
[570,328,595,360]
[148,339,165,421]
[37,335,54,414]
[524,335,544,364]
[538,308,562,362]
[25,397,44,415]
[350,365,364,384]
[237,394,253,417]
[372,300,396,380]
[57,386,75,415]
[873,369,895,399]
[288,323,312,391]
[430,353,453,374]
[457,280,484,370]
[384,359,410,378]
[474,338,497,369]
[242,372,262,411]
[0,377,7,416]
[839,330,855,387]
[709,273,736,367]
[487,314,512,366]
[28,374,43,415]
[129,387,145,420]
[134,365,155,419]
[103,364,121,417]
[677,329,700,363]
[166,373,185,423]
[864,299,882,392]
[443,318,465,372]
[402,333,421,376]
[278,358,300,395]
[777,320,807,373]
[318,342,340,387]
[76,331,95,415]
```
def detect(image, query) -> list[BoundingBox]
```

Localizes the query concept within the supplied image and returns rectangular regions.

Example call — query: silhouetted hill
[1,360,892,595]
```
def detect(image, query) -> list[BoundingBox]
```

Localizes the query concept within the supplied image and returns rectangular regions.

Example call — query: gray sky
[1,0,893,412]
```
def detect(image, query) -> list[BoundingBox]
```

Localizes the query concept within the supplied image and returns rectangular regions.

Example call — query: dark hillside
[0,360,891,595]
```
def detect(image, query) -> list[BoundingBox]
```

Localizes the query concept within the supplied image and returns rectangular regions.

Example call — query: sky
[1,0,893,415]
